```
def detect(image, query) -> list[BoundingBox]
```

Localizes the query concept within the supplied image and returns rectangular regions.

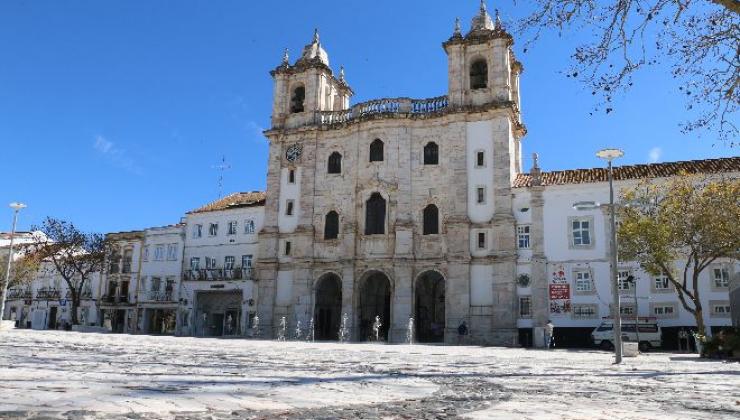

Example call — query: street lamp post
[1,202,27,323]
[596,148,624,364]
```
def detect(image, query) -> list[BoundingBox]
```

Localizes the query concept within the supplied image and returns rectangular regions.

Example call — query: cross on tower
[212,155,231,198]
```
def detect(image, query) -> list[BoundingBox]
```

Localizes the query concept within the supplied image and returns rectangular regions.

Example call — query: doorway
[48,306,58,330]
[359,272,392,341]
[315,273,342,340]
[415,271,445,343]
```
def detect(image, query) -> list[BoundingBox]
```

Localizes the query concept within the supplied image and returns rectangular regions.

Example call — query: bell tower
[269,30,353,129]
[442,1,522,110]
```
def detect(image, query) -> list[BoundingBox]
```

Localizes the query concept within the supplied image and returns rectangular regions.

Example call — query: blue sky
[1,1,735,234]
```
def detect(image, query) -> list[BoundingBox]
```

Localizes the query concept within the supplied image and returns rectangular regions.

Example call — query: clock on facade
[286,144,302,162]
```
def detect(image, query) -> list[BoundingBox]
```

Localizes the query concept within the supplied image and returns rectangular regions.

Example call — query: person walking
[545,320,555,349]
[457,320,468,344]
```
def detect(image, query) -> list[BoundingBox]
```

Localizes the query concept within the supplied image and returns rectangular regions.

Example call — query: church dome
[296,29,329,67]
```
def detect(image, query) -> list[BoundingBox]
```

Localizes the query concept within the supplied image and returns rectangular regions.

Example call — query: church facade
[254,2,739,347]
[256,4,527,345]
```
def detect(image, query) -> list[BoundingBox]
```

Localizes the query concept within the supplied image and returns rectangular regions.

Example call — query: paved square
[0,330,738,419]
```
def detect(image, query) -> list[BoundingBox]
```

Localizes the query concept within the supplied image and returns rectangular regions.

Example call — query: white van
[591,317,662,352]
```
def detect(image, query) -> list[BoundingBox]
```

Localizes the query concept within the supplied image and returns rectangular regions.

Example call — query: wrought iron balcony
[36,288,61,300]
[139,290,175,302]
[6,288,32,300]
[183,267,253,281]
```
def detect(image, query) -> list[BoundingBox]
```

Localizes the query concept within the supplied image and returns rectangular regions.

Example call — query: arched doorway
[359,271,392,341]
[314,273,342,340]
[415,271,445,343]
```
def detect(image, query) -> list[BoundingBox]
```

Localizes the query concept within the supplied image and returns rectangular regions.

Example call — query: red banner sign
[549,284,570,300]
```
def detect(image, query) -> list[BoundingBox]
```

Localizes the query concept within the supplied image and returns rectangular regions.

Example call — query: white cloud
[648,147,662,163]
[94,136,113,154]
[93,135,143,175]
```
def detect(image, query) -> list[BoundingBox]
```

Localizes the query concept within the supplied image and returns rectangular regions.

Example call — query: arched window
[423,204,439,235]
[423,142,439,165]
[327,152,342,174]
[324,211,339,240]
[365,193,386,235]
[369,139,384,162]
[470,60,488,90]
[291,86,305,113]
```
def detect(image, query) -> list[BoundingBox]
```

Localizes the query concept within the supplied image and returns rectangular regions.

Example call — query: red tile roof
[513,157,740,188]
[188,191,266,214]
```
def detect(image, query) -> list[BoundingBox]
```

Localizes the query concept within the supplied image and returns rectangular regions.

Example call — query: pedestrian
[678,328,689,353]
[457,321,468,344]
[545,320,555,349]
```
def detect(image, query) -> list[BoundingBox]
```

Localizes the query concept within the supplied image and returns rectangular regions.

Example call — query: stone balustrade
[316,95,449,127]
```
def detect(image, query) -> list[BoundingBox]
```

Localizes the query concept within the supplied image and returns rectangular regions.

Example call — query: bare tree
[517,0,739,144]
[30,218,109,325]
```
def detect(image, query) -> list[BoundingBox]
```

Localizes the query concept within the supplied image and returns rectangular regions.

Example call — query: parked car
[591,317,662,352]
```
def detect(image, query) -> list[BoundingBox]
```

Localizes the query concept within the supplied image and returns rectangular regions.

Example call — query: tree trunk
[70,291,80,326]
[694,306,706,337]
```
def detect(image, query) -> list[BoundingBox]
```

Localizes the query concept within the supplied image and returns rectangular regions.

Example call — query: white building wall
[277,167,301,233]
[466,120,494,224]
[179,205,265,336]
[514,179,735,335]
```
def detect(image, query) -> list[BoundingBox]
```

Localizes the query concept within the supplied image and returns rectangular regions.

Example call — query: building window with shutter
[517,225,530,249]
[244,219,255,234]
[519,296,532,318]
[365,193,386,235]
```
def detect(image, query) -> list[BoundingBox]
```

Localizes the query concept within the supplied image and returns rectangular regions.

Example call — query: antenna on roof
[212,155,231,198]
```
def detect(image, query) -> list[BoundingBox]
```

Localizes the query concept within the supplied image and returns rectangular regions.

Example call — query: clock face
[286,144,302,162]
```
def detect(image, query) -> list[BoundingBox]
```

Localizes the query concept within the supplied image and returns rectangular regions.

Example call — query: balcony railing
[6,289,32,300]
[139,290,175,302]
[36,288,61,300]
[316,95,449,126]
[183,267,253,281]
[61,289,93,299]
[101,294,131,304]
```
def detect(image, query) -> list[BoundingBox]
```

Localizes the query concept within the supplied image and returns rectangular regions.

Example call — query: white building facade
[178,192,265,337]
[512,163,739,348]
[137,224,185,335]
[99,231,144,334]
[2,232,102,330]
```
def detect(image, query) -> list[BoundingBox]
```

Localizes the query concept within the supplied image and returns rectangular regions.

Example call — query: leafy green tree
[618,175,740,335]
